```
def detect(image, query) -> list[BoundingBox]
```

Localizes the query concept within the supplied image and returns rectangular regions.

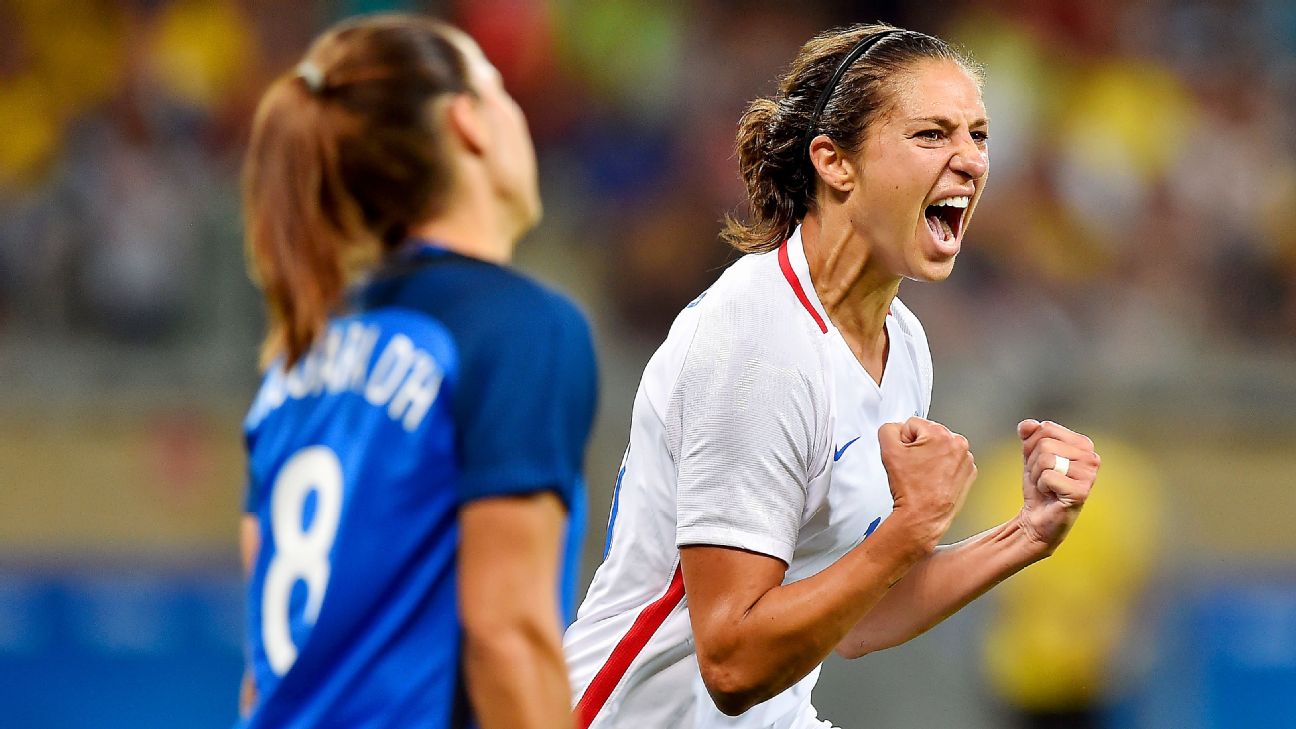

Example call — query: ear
[807,134,855,193]
[444,94,488,157]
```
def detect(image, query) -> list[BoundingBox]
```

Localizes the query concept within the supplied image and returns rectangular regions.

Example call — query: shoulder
[685,250,828,371]
[371,252,594,358]
[477,269,592,348]
[889,296,929,351]
[890,295,934,413]
[659,250,831,441]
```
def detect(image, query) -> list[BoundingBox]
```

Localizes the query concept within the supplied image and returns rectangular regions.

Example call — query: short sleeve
[667,305,823,565]
[451,292,598,508]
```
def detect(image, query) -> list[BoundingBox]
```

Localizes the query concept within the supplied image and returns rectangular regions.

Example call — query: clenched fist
[878,417,977,553]
[1016,419,1101,556]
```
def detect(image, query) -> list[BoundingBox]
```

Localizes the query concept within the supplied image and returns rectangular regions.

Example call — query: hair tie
[296,61,325,94]
[803,30,899,155]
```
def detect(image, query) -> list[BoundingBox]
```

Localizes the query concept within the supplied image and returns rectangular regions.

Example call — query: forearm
[459,493,572,728]
[836,515,1043,658]
[689,520,930,714]
[465,618,572,729]
[240,669,257,717]
[240,516,259,717]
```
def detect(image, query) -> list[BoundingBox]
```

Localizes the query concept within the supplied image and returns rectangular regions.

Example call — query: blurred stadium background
[2,0,1295,727]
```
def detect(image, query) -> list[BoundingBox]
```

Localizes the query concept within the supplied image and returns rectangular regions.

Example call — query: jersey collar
[778,226,831,334]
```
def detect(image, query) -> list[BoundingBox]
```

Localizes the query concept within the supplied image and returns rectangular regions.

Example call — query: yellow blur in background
[2,1,1295,727]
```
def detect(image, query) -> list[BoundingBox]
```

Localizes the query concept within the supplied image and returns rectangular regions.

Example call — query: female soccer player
[238,15,595,729]
[564,23,1101,729]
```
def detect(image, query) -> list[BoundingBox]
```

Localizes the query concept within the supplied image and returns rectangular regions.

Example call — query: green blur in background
[1,0,1295,727]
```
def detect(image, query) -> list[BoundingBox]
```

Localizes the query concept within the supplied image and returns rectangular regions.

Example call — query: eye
[916,129,944,141]
[971,130,990,144]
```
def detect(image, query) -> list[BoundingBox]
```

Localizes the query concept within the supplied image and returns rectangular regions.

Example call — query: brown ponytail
[243,15,472,368]
[722,23,980,253]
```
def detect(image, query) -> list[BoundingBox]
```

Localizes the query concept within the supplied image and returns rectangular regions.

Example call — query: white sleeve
[666,304,824,565]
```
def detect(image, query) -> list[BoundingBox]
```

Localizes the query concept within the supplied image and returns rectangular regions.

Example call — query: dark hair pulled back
[722,23,980,253]
[244,14,473,367]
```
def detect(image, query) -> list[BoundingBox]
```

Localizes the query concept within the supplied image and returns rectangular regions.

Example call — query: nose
[949,138,988,180]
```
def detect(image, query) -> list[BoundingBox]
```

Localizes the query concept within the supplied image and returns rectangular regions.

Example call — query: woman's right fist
[877,417,977,551]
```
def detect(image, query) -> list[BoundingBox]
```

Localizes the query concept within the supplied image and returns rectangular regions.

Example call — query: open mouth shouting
[922,192,972,257]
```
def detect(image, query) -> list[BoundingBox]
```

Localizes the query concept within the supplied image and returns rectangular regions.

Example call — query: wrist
[878,506,944,559]
[1008,511,1054,564]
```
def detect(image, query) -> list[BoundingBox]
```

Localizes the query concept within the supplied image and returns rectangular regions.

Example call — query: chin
[906,256,957,283]
[512,198,543,240]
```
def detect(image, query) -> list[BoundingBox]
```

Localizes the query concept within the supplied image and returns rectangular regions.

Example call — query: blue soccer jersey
[240,245,597,728]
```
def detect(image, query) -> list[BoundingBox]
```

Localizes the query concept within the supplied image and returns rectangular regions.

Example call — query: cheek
[871,179,923,237]
[867,151,929,207]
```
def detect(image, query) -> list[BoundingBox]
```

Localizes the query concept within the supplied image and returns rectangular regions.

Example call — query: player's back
[242,246,596,728]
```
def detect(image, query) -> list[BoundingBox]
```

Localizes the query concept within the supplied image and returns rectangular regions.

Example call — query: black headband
[803,30,899,154]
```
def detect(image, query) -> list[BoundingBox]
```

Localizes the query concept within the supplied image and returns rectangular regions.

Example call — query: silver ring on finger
[1052,454,1070,477]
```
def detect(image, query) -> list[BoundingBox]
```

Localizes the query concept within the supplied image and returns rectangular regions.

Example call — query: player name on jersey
[247,320,444,433]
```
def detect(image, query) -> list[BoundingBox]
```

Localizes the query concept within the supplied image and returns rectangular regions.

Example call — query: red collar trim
[778,239,828,334]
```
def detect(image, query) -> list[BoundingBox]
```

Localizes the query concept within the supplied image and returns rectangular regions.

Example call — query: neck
[800,209,900,344]
[406,179,518,265]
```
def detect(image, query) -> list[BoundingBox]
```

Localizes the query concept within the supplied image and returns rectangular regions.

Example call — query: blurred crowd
[3,0,1294,373]
[3,3,1294,726]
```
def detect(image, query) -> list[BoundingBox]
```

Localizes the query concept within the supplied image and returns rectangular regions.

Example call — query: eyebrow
[909,115,990,129]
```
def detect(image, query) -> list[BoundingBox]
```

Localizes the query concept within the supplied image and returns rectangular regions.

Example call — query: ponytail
[243,75,368,368]
[242,15,471,369]
[721,98,813,253]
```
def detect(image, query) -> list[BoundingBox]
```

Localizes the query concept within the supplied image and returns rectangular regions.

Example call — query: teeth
[933,196,970,209]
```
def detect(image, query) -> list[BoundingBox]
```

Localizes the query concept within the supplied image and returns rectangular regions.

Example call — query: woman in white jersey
[564,22,1103,729]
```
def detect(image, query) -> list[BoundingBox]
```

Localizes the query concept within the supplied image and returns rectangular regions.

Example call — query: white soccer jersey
[565,227,933,729]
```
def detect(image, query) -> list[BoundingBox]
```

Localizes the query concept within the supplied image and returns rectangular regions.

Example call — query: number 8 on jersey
[261,445,344,675]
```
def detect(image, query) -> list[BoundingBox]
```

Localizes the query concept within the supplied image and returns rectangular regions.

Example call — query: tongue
[925,210,942,239]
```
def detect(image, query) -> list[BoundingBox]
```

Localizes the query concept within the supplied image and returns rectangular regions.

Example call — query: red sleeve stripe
[574,566,686,728]
[777,240,828,334]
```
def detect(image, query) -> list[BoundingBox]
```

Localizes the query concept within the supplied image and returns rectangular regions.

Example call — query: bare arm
[834,517,1041,658]
[836,419,1102,658]
[681,517,932,715]
[682,418,975,716]
[240,515,260,717]
[459,492,573,729]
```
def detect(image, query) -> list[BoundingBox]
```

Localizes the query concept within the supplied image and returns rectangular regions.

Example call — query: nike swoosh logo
[863,516,882,539]
[834,436,861,461]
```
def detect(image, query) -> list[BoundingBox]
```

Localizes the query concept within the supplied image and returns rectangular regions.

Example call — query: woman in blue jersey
[239,15,596,729]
